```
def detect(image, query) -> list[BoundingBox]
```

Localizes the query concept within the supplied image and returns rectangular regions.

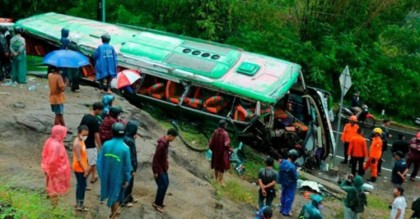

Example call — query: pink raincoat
[41,125,71,196]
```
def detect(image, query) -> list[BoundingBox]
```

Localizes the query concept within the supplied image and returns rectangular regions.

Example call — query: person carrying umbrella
[9,27,26,84]
[93,34,117,94]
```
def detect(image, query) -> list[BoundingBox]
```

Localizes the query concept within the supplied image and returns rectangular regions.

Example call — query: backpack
[348,189,367,213]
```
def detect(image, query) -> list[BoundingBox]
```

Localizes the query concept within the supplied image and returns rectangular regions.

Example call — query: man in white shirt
[390,186,406,219]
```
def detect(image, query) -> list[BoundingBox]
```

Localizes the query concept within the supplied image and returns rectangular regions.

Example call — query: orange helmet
[349,115,358,122]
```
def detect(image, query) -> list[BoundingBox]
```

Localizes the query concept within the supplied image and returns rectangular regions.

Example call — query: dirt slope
[0,77,255,219]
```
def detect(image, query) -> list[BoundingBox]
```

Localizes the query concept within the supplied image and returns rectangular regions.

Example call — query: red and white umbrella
[111,69,141,89]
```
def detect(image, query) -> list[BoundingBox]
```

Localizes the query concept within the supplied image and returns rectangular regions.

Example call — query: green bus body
[16,12,300,104]
[15,12,335,162]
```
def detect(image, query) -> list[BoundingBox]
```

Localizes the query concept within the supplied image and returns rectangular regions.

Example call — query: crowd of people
[0,26,27,84]
[340,115,420,219]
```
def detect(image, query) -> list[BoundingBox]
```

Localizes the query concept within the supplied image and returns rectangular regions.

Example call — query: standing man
[122,121,139,207]
[257,157,278,210]
[341,116,359,164]
[391,151,408,186]
[378,119,392,176]
[79,102,103,184]
[209,119,233,185]
[364,128,383,182]
[407,132,420,182]
[48,65,66,126]
[97,122,132,219]
[390,186,407,219]
[278,149,299,217]
[392,134,410,157]
[340,175,366,219]
[152,128,178,213]
[60,28,80,92]
[348,128,368,176]
[9,27,26,84]
[93,34,117,93]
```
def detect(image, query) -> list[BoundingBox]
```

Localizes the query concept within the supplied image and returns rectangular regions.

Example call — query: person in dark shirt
[79,102,103,184]
[351,91,363,117]
[152,128,178,213]
[257,157,278,209]
[391,151,408,186]
[122,121,139,207]
[392,134,410,156]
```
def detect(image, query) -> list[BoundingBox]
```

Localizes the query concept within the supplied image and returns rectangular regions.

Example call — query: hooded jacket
[41,125,71,196]
[124,121,138,172]
[298,194,323,219]
[100,94,114,119]
[340,175,364,208]
[152,137,169,175]
[93,42,118,80]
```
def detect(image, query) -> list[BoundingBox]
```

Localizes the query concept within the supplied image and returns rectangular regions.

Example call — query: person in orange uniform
[364,128,383,182]
[348,128,368,176]
[73,125,91,211]
[341,116,360,164]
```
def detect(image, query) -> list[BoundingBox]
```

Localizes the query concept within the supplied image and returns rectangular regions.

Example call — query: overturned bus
[16,13,335,166]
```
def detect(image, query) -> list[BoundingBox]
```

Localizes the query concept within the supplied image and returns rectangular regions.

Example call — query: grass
[210,178,256,206]
[0,178,78,219]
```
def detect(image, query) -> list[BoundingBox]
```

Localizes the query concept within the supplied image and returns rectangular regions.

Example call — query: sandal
[153,203,164,213]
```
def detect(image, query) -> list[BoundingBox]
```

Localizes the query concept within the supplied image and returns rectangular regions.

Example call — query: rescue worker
[298,194,323,219]
[407,132,420,182]
[97,122,132,219]
[278,149,299,217]
[377,119,391,176]
[363,128,383,182]
[93,34,117,93]
[9,27,26,84]
[341,116,359,164]
[348,128,368,176]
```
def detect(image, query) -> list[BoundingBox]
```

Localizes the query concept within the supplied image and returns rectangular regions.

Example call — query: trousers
[280,185,296,215]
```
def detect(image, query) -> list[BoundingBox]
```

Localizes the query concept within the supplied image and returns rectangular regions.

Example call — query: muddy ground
[0,77,418,219]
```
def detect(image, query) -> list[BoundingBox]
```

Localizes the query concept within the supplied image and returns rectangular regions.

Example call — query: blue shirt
[278,160,298,188]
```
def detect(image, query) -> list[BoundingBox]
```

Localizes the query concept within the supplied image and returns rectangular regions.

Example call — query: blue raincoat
[278,159,298,215]
[97,137,132,207]
[93,43,117,80]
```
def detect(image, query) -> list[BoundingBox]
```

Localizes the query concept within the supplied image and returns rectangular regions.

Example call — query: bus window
[137,75,166,99]
[233,99,256,121]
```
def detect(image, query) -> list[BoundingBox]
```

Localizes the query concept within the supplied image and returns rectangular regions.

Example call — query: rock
[15,114,53,133]
[13,102,25,109]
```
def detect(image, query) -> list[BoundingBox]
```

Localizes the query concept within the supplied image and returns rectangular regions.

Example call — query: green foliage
[0,178,78,219]
[1,0,419,121]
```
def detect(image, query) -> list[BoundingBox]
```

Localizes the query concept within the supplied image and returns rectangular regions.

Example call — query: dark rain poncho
[97,137,132,207]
